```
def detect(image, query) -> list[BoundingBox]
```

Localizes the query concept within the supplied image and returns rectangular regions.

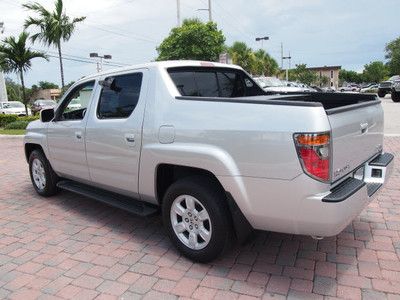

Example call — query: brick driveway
[0,137,399,300]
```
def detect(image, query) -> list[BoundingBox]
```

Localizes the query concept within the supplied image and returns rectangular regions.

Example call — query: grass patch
[0,129,26,135]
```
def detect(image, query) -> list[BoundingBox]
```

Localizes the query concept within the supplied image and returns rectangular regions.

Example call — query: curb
[384,134,400,137]
[0,134,25,138]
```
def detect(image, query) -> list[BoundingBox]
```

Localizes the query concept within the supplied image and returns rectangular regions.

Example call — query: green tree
[5,78,23,102]
[316,75,329,87]
[252,49,279,76]
[362,61,388,83]
[0,32,48,114]
[339,69,363,84]
[38,80,59,89]
[385,36,400,76]
[157,18,225,61]
[60,80,75,97]
[23,0,86,88]
[228,42,255,73]
[289,64,317,85]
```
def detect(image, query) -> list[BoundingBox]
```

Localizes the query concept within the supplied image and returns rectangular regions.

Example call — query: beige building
[31,88,61,101]
[307,66,341,89]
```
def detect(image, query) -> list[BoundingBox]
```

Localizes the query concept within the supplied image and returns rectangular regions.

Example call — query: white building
[0,71,8,102]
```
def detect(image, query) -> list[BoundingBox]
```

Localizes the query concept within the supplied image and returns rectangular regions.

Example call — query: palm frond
[0,31,47,75]
[23,0,86,46]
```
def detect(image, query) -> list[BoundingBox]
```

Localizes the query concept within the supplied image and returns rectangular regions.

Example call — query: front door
[47,80,96,182]
[85,69,148,198]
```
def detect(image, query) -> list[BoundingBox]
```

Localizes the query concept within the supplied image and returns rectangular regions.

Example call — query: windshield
[262,77,283,87]
[70,99,80,105]
[2,102,24,108]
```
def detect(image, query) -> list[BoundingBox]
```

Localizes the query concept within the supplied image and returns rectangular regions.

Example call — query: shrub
[0,114,18,127]
[18,115,40,122]
[4,120,30,130]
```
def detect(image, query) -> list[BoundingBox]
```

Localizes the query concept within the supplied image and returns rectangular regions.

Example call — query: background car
[360,84,379,93]
[378,75,400,97]
[0,101,31,116]
[391,80,400,102]
[31,99,57,115]
[254,77,307,93]
[339,84,360,92]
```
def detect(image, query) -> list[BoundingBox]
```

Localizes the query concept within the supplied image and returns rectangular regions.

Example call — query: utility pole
[281,42,283,70]
[177,0,181,26]
[208,0,212,22]
[198,0,212,22]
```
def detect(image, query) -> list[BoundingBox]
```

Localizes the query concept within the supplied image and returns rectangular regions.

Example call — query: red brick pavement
[0,137,399,299]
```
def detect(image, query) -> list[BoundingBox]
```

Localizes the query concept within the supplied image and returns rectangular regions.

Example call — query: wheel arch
[155,163,253,242]
[25,143,45,162]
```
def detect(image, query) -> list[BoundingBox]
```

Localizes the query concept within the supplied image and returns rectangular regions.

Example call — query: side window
[169,71,198,96]
[58,81,95,121]
[168,67,265,98]
[194,72,219,97]
[97,73,143,119]
[217,71,245,97]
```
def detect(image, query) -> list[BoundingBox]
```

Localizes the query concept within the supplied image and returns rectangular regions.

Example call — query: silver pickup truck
[24,61,394,262]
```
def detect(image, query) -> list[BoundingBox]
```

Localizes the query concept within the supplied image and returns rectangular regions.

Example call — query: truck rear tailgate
[327,101,384,182]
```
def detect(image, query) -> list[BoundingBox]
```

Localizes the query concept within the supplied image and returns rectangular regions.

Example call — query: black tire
[392,91,400,102]
[29,150,59,197]
[162,176,233,262]
[378,90,386,98]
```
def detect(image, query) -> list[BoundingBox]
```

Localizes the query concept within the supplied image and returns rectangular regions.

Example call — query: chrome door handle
[125,133,135,143]
[360,123,368,134]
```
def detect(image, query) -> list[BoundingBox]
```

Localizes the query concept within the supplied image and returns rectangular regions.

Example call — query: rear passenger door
[85,69,148,198]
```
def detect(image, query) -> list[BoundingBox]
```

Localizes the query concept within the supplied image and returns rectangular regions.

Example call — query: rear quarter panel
[138,67,332,202]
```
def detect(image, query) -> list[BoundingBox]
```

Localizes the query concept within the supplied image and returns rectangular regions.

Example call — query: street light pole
[282,52,292,81]
[89,53,112,73]
[255,36,269,48]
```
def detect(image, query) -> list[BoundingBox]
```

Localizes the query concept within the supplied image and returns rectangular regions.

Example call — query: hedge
[0,114,18,127]
[4,120,30,130]
[0,114,39,128]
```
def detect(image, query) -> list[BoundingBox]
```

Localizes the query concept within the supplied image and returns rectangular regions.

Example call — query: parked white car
[0,101,31,116]
[254,77,305,93]
[360,84,378,93]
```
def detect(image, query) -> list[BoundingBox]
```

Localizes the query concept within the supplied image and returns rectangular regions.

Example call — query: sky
[0,0,399,87]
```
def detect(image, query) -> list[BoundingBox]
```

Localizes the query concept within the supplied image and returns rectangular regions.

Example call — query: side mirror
[40,108,55,123]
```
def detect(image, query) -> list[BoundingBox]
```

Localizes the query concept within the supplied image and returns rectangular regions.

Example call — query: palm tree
[228,42,254,73]
[0,32,48,115]
[253,49,279,76]
[23,0,86,88]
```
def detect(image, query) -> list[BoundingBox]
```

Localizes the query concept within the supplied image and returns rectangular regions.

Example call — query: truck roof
[83,60,243,80]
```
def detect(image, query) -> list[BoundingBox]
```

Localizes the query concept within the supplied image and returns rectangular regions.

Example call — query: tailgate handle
[360,123,368,134]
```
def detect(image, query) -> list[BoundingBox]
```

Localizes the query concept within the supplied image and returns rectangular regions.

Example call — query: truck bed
[177,92,380,114]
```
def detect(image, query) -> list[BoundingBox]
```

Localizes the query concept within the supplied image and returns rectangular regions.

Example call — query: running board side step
[56,180,158,217]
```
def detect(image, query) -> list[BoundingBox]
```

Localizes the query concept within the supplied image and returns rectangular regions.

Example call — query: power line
[31,48,128,67]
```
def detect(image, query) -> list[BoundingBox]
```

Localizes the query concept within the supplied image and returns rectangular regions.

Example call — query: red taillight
[294,133,330,182]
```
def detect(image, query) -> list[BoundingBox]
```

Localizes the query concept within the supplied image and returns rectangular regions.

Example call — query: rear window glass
[168,67,265,98]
